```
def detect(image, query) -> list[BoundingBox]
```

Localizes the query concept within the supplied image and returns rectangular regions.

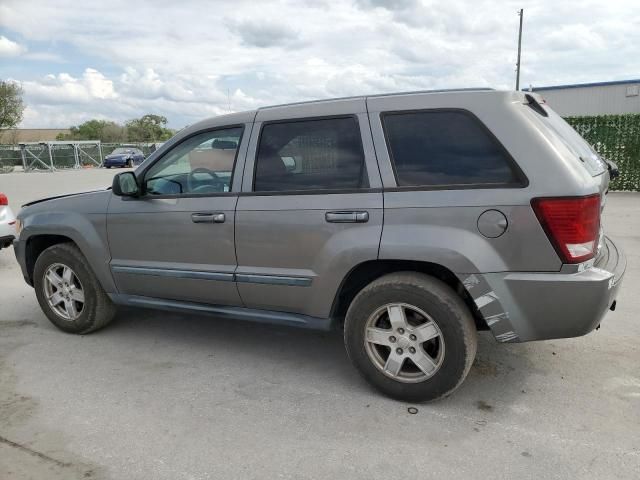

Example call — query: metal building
[530,79,640,116]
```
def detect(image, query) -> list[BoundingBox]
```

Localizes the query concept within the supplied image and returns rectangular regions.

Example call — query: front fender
[17,191,116,293]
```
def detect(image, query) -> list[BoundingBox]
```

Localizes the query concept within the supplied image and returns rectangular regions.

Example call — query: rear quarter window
[382,110,524,188]
[530,102,607,177]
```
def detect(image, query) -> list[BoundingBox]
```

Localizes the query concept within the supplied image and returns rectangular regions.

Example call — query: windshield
[530,102,607,176]
[111,148,132,155]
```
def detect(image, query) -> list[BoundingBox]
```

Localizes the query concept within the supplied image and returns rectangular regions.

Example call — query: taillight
[0,193,7,206]
[531,194,600,264]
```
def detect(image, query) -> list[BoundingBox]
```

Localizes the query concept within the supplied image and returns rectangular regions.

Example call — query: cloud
[21,68,116,105]
[0,35,26,57]
[544,24,606,51]
[23,51,66,62]
[229,19,301,48]
[17,66,260,128]
[354,0,418,9]
[119,68,199,102]
[0,0,638,128]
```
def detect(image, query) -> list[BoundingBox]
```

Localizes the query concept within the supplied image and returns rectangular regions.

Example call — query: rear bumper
[464,236,626,342]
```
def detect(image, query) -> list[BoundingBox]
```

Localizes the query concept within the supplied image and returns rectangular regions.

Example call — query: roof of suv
[258,87,495,111]
[181,88,522,135]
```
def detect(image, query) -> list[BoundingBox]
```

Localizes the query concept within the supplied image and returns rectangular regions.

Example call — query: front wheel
[344,272,477,402]
[33,243,116,334]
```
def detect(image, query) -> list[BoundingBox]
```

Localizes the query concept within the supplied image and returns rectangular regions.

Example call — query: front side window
[254,117,368,192]
[382,111,522,188]
[144,127,242,195]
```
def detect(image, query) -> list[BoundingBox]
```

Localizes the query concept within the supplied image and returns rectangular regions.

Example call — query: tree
[55,114,175,144]
[0,80,25,132]
[125,114,174,142]
[57,119,126,142]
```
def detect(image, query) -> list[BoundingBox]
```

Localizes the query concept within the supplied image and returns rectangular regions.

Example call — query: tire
[344,272,477,402]
[33,243,116,334]
[105,166,111,169]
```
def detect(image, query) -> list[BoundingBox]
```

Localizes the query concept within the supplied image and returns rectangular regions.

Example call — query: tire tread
[344,271,477,401]
[33,242,116,334]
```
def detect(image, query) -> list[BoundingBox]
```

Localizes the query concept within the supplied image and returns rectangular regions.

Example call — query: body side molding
[109,294,333,330]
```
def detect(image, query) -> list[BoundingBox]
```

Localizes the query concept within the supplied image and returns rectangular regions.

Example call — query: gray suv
[14,90,626,401]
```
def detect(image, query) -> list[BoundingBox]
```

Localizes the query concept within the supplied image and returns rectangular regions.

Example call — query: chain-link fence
[0,145,21,173]
[0,142,160,173]
[565,114,640,191]
[17,142,103,171]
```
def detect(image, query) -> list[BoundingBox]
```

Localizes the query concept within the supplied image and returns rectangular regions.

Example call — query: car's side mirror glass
[112,172,140,197]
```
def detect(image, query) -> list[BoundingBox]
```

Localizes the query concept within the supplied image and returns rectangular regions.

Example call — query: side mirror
[112,171,140,197]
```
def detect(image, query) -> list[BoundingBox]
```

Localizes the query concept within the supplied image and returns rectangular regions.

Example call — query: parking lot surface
[1,169,639,479]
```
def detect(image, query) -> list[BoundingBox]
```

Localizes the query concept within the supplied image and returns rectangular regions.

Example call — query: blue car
[103,147,145,168]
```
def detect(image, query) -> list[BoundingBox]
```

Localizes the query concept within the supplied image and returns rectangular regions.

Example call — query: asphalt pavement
[0,169,638,479]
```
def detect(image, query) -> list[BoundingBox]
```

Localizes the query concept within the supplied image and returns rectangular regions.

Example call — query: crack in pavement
[0,434,73,468]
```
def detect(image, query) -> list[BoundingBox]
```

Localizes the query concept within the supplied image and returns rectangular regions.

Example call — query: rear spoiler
[523,94,548,117]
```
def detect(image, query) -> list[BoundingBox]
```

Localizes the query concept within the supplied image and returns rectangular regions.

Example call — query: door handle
[191,212,225,223]
[325,211,369,223]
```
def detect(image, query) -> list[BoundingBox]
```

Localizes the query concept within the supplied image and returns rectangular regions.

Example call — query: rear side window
[533,103,607,176]
[254,116,368,192]
[382,110,523,188]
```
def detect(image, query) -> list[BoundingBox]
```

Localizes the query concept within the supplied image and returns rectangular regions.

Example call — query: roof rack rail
[258,88,495,110]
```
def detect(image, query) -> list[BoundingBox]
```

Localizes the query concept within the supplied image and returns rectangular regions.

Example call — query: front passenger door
[107,125,248,306]
[234,109,383,320]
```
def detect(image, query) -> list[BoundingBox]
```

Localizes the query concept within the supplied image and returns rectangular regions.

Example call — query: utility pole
[515,8,524,91]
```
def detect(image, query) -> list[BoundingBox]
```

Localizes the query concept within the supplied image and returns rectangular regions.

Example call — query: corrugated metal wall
[533,83,640,116]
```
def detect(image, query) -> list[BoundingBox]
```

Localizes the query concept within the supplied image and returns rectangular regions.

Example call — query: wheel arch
[25,234,77,285]
[22,223,116,294]
[331,259,489,331]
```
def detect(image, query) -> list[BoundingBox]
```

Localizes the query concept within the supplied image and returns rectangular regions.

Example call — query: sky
[0,0,638,129]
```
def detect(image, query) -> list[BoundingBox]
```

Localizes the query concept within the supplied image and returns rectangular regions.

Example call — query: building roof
[531,79,640,92]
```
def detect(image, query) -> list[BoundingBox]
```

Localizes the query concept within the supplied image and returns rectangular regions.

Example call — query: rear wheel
[344,272,477,402]
[34,243,116,334]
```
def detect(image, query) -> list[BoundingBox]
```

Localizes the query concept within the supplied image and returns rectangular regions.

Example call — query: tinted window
[144,127,242,195]
[383,111,521,187]
[535,104,606,176]
[254,117,368,192]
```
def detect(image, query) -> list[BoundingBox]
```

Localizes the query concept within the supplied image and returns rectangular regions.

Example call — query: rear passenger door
[366,95,558,275]
[235,100,383,319]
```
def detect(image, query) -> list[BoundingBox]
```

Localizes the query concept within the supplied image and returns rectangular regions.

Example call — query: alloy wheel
[364,302,445,383]
[43,263,85,320]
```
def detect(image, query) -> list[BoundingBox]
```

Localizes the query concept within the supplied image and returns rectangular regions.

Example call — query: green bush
[565,114,640,192]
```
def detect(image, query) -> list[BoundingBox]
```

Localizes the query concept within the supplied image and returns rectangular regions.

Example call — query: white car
[0,192,17,250]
